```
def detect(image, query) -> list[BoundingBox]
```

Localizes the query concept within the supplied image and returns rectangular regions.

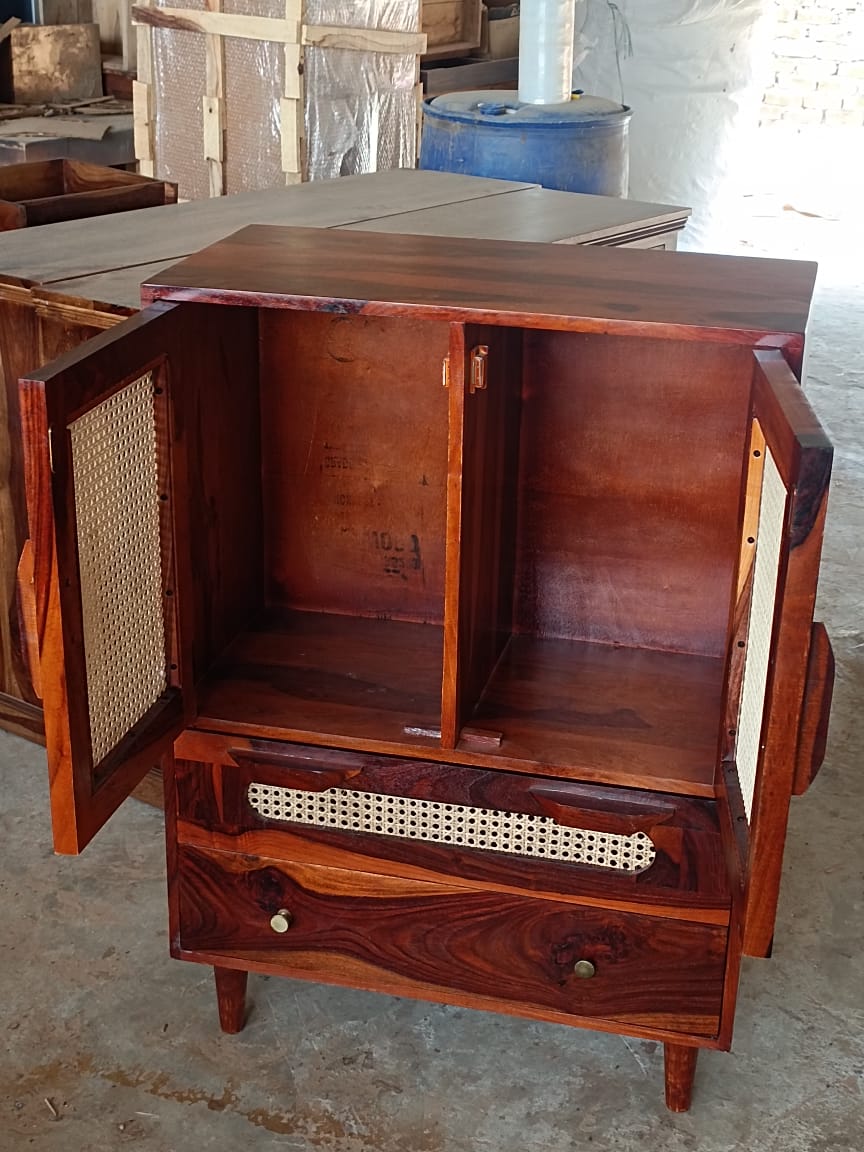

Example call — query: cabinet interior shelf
[195,610,723,797]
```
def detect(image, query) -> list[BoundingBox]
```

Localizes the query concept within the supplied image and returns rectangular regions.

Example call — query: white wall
[574,0,772,250]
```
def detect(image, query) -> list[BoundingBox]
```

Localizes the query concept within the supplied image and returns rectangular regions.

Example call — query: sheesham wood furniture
[18,226,833,1111]
[0,169,690,746]
[0,158,177,231]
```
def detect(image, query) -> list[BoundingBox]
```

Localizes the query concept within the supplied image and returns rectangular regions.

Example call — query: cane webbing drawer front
[246,781,657,872]
[172,742,732,917]
[176,845,726,1037]
[68,371,168,765]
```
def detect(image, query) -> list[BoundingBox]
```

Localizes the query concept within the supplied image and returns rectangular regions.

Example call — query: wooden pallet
[132,1,426,195]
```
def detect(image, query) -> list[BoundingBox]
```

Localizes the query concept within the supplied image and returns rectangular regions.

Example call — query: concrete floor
[2,204,863,1152]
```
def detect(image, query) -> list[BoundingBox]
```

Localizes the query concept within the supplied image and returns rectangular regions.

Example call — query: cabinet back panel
[517,334,752,657]
[260,312,450,624]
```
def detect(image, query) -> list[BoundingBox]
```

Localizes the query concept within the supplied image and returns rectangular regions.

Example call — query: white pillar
[518,0,576,105]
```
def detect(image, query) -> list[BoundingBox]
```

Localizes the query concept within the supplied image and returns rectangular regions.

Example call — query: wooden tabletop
[0,171,691,314]
[144,224,815,346]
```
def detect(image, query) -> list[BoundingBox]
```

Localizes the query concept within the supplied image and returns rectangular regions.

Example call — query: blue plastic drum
[419,90,632,197]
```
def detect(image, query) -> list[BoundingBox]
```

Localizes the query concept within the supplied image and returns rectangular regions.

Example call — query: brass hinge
[469,345,488,394]
[47,427,54,474]
[441,355,451,389]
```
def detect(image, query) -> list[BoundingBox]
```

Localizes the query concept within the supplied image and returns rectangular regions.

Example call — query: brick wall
[761,1,864,127]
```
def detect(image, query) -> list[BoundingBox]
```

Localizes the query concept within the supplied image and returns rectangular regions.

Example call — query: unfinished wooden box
[0,22,103,104]
[131,0,426,197]
[0,158,177,231]
[19,227,832,1112]
[422,0,482,60]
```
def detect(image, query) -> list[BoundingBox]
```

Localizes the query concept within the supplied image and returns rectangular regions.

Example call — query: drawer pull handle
[573,959,596,979]
[270,909,293,934]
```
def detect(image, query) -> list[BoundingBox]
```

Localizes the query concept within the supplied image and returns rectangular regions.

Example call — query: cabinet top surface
[142,225,817,343]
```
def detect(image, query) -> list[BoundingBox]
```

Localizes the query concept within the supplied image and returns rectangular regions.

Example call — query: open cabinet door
[19,302,194,854]
[724,349,833,958]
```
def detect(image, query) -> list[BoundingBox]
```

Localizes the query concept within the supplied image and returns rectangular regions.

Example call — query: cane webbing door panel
[19,303,192,854]
[726,349,832,957]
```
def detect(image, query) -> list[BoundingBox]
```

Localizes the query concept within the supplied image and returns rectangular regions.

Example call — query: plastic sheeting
[574,0,771,250]
[150,0,419,197]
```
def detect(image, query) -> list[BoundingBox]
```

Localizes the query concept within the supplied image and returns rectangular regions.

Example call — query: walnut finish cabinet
[18,227,834,1111]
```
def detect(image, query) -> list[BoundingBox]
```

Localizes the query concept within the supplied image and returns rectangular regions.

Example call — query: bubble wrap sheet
[149,0,419,197]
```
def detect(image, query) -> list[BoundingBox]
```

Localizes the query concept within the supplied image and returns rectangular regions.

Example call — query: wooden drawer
[173,733,731,921]
[176,845,726,1038]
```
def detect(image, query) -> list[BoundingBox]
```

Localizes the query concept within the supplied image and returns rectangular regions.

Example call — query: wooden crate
[0,158,177,231]
[422,0,482,61]
[131,1,427,197]
[0,23,103,104]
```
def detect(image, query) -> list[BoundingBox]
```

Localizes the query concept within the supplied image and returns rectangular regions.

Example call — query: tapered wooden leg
[214,966,248,1034]
[664,1043,698,1112]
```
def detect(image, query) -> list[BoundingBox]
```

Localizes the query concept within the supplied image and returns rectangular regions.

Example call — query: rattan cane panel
[735,445,786,821]
[69,372,168,766]
[247,783,657,871]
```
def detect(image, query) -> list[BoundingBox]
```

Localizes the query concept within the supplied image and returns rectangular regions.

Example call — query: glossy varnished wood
[197,610,444,750]
[144,225,816,351]
[516,333,753,657]
[193,629,724,796]
[742,351,832,956]
[175,845,726,1038]
[446,323,523,745]
[664,1043,698,1112]
[213,966,248,1033]
[19,223,832,1109]
[171,749,731,918]
[18,300,258,852]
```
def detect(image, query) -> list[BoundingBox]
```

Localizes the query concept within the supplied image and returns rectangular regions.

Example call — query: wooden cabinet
[18,226,834,1111]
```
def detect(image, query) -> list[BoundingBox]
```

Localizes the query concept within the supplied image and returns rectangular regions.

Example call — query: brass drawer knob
[573,959,596,979]
[270,908,293,934]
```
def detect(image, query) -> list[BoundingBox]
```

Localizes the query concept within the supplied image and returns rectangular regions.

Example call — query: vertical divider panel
[441,322,466,748]
[441,322,523,749]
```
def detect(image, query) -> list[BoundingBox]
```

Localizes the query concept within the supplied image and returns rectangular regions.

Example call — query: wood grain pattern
[143,226,816,351]
[446,323,522,744]
[175,845,726,1037]
[0,158,176,231]
[516,333,753,657]
[743,351,832,957]
[192,627,724,796]
[259,311,449,624]
[213,965,247,1033]
[197,610,444,750]
[18,300,257,852]
[171,749,731,916]
[18,304,190,853]
[664,1043,698,1112]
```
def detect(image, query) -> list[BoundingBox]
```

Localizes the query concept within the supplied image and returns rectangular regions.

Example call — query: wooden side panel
[516,333,753,657]
[175,844,726,1038]
[741,350,832,957]
[447,323,522,743]
[0,286,43,724]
